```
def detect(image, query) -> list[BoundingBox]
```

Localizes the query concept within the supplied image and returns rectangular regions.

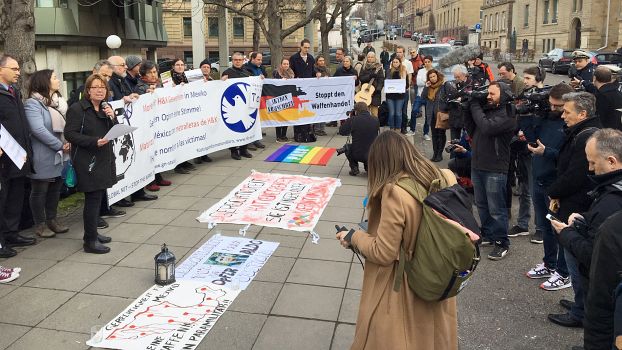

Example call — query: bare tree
[0,0,36,95]
[252,1,260,52]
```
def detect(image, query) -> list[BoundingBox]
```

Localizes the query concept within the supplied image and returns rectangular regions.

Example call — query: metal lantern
[154,244,176,285]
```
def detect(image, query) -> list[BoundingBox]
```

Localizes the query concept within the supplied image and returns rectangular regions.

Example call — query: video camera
[448,85,490,109]
[516,86,552,115]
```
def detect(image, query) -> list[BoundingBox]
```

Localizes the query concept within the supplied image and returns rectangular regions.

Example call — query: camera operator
[569,50,595,91]
[447,129,473,192]
[338,102,379,176]
[464,81,516,260]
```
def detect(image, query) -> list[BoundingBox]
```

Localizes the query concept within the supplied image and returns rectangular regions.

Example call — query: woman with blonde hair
[336,130,458,350]
[358,51,384,117]
[385,57,407,130]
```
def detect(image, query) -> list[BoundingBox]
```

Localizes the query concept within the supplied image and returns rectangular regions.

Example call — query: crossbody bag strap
[71,110,87,159]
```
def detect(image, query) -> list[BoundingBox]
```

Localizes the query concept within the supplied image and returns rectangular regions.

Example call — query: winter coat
[439,80,465,129]
[586,82,622,130]
[64,99,117,193]
[362,45,376,57]
[0,86,33,179]
[243,62,267,77]
[338,111,379,162]
[124,73,139,92]
[530,112,566,187]
[582,210,622,350]
[23,98,64,180]
[463,82,516,173]
[358,64,385,107]
[289,51,316,78]
[222,66,252,79]
[171,70,189,85]
[349,170,458,350]
[568,62,595,87]
[334,65,359,86]
[109,73,133,101]
[380,50,390,65]
[547,117,601,221]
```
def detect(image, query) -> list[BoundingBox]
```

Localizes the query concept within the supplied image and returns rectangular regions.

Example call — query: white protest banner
[197,171,341,243]
[176,233,279,289]
[106,77,263,204]
[259,76,355,127]
[86,281,239,350]
[0,123,26,170]
[384,78,406,93]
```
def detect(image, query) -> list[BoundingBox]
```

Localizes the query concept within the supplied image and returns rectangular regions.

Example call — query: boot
[34,223,56,238]
[230,150,241,160]
[240,149,253,158]
[83,241,110,254]
[97,234,112,244]
[47,219,69,234]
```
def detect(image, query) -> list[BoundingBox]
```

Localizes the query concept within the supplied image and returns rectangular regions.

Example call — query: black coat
[358,65,385,107]
[589,82,622,130]
[569,62,595,85]
[64,99,117,193]
[289,51,316,78]
[222,66,251,79]
[581,210,622,350]
[338,111,379,162]
[109,73,133,101]
[334,65,359,86]
[547,117,601,221]
[439,80,468,129]
[0,86,33,179]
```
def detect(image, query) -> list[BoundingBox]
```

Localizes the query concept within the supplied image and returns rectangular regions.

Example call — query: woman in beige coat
[337,130,458,350]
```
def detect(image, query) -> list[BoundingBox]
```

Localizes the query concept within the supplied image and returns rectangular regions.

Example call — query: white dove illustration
[222,89,256,130]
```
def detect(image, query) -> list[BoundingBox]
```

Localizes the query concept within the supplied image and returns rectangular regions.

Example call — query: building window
[183,51,193,67]
[542,39,546,52]
[552,38,556,49]
[495,12,499,31]
[35,0,53,6]
[484,15,488,32]
[524,5,529,27]
[233,17,244,38]
[59,0,68,8]
[208,17,219,37]
[63,71,90,98]
[183,17,192,38]
[552,0,558,22]
[543,0,549,24]
[501,11,506,30]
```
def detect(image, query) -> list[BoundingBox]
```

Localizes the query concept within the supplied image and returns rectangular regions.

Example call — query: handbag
[435,110,450,129]
[62,160,77,188]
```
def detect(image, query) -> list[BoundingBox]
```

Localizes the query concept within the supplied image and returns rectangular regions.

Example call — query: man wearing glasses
[0,54,36,258]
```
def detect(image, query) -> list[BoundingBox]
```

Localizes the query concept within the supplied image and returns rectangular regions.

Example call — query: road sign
[475,23,481,30]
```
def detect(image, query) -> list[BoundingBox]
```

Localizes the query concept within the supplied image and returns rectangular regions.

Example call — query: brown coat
[350,170,458,350]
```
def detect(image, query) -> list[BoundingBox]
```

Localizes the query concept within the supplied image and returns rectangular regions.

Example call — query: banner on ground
[259,76,356,127]
[176,234,279,290]
[86,281,239,350]
[196,171,341,242]
[107,77,263,204]
[265,145,336,166]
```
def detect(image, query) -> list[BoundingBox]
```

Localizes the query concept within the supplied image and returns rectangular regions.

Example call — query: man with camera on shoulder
[338,102,379,176]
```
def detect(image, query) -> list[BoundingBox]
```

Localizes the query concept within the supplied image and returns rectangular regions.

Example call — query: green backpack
[393,177,481,301]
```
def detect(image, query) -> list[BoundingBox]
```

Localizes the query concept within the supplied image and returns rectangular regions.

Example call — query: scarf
[276,66,295,79]
[315,65,329,77]
[33,92,66,134]
[171,70,188,85]
[427,79,444,101]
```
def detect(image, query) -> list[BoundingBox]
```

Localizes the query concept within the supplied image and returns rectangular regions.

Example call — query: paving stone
[243,160,277,171]
[305,166,343,175]
[299,238,353,262]
[83,266,154,298]
[255,233,307,249]
[314,220,361,239]
[336,175,368,186]
[253,316,334,350]
[199,165,239,176]
[338,289,361,324]
[229,281,282,314]
[146,195,201,210]
[0,323,30,349]
[331,323,356,350]
[65,241,140,265]
[125,208,183,225]
[271,283,343,321]
[205,185,236,198]
[104,223,163,243]
[189,196,221,211]
[273,163,310,172]
[287,259,350,288]
[39,293,132,334]
[0,284,17,299]
[258,226,307,237]
[6,328,89,350]
[0,287,74,326]
[146,226,208,247]
[0,257,57,286]
[334,184,367,197]
[271,246,301,258]
[220,175,252,186]
[168,184,215,197]
[254,256,295,283]
[326,194,366,208]
[168,210,209,228]
[182,174,228,186]
[117,244,190,269]
[347,262,364,290]
[197,311,266,350]
[25,261,110,292]
[17,237,83,261]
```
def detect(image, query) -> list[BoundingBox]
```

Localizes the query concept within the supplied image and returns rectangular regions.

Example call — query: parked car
[416,44,454,80]
[452,40,465,46]
[411,33,419,41]
[261,51,271,66]
[386,30,397,40]
[328,48,338,64]
[539,48,574,74]
[594,52,622,67]
[403,31,413,38]
[429,36,437,44]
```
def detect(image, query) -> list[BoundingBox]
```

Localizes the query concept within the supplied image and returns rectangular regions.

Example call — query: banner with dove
[106,77,263,204]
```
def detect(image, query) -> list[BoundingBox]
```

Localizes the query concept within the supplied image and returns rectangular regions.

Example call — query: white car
[416,44,454,80]
[386,31,397,40]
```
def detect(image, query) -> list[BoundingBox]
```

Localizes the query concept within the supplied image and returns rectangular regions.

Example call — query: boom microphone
[438,44,482,69]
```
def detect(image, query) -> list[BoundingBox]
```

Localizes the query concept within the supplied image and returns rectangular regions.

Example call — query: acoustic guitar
[354,66,382,105]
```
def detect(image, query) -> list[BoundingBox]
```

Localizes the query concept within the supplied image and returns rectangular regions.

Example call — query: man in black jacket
[584,66,622,130]
[547,91,601,328]
[241,52,266,150]
[338,102,379,176]
[463,81,516,260]
[551,129,622,349]
[569,50,596,91]
[0,54,36,258]
[289,39,316,141]
[221,52,254,160]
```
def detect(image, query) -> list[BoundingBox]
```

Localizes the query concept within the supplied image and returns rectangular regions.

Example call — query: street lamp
[106,35,122,55]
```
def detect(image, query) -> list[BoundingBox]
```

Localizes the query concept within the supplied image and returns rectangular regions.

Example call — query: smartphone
[546,213,560,222]
[528,142,538,148]
[113,107,125,117]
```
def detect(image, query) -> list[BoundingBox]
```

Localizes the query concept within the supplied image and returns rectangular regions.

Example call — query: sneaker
[406,130,416,136]
[526,262,554,279]
[487,243,509,260]
[531,230,544,244]
[97,217,109,229]
[541,272,572,291]
[0,266,21,274]
[100,208,126,218]
[423,134,431,141]
[146,183,160,192]
[508,225,530,237]
[0,270,19,284]
[479,237,494,246]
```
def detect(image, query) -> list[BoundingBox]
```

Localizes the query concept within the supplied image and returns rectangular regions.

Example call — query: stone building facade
[433,0,483,41]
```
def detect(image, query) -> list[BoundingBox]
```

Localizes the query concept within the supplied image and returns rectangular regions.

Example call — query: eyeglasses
[174,63,186,66]
[0,66,20,72]
[89,86,107,90]
[410,52,416,54]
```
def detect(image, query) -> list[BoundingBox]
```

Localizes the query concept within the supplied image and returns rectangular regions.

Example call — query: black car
[538,48,574,74]
[261,51,271,66]
[594,52,622,68]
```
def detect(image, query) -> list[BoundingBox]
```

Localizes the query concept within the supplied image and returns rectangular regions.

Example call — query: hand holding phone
[546,213,561,222]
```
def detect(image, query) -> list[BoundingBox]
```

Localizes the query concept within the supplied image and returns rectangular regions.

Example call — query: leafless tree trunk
[252,1,260,52]
[0,0,37,96]
[340,0,350,53]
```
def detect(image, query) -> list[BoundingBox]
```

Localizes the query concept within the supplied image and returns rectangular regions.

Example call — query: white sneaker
[540,271,572,291]
[423,134,431,141]
[406,130,416,136]
[0,266,21,274]
[526,262,553,279]
[0,270,19,284]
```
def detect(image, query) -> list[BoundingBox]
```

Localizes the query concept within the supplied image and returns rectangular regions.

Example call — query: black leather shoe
[200,155,212,163]
[5,233,36,247]
[547,312,583,328]
[97,217,109,229]
[83,241,110,254]
[0,245,17,258]
[240,150,253,158]
[174,167,190,174]
[182,162,197,170]
[253,141,265,148]
[231,151,241,160]
[115,199,135,207]
[559,299,574,311]
[97,234,112,244]
[246,143,257,151]
[132,193,158,201]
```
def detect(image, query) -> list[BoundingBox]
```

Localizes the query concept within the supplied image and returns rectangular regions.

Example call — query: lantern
[154,244,176,285]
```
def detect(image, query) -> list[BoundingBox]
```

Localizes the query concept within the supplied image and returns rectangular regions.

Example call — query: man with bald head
[584,66,622,130]
[108,56,139,103]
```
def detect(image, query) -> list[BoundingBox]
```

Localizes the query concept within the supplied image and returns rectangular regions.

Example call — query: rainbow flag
[265,145,336,166]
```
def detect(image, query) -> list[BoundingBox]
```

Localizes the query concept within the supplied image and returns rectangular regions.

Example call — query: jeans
[614,282,622,348]
[0,176,26,240]
[565,248,585,321]
[532,180,568,276]
[471,169,510,247]
[410,95,425,132]
[30,177,62,225]
[386,98,404,129]
[516,154,532,229]
[84,190,105,243]
[422,100,433,135]
[401,92,410,130]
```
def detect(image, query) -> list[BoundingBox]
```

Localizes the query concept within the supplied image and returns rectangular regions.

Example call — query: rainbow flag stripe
[265,145,336,166]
